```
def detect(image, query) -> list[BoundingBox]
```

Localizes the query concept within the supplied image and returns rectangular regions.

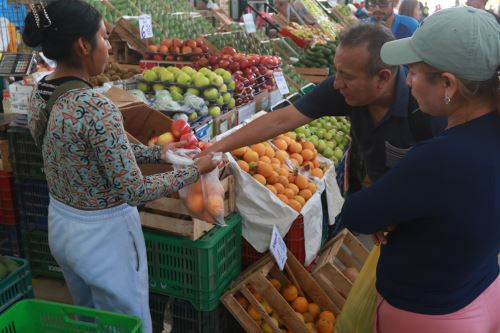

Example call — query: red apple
[153,54,164,61]
[199,45,209,53]
[171,119,192,139]
[222,47,237,55]
[170,46,180,54]
[228,62,240,72]
[182,46,192,54]
[218,60,230,69]
[208,55,219,66]
[172,39,183,48]
[180,132,198,149]
[239,59,250,70]
[193,47,203,54]
[160,39,173,48]
[235,81,244,92]
[243,68,253,77]
[184,39,197,48]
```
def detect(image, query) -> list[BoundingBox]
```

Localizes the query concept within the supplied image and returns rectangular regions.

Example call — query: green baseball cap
[381,6,500,81]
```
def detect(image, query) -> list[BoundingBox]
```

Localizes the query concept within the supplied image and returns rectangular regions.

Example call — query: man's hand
[160,141,187,161]
[372,225,397,246]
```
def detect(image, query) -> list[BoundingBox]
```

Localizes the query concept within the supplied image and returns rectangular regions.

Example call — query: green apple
[152,66,164,74]
[186,88,200,96]
[218,84,228,93]
[222,72,232,83]
[208,106,221,117]
[142,69,158,82]
[203,88,219,100]
[199,67,212,76]
[169,86,184,95]
[317,140,327,153]
[216,95,224,105]
[189,112,198,121]
[322,147,334,158]
[228,98,236,109]
[222,92,232,103]
[323,131,334,141]
[214,68,226,76]
[297,133,306,140]
[181,66,196,75]
[138,82,149,93]
[194,76,210,88]
[210,74,224,87]
[152,83,164,91]
[176,73,192,85]
[334,148,344,160]
[327,141,336,150]
[228,81,236,90]
[160,71,175,83]
[171,91,184,102]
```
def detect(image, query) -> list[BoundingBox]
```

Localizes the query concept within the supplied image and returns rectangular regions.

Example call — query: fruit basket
[0,299,143,332]
[144,213,241,311]
[0,256,33,313]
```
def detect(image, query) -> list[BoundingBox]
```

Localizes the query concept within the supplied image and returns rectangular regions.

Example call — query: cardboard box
[237,101,256,125]
[212,108,238,137]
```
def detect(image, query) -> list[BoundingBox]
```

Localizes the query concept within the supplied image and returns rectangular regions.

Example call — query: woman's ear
[74,37,91,56]
[442,72,458,99]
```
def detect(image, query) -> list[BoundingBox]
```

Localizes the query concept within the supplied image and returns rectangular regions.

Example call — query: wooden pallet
[311,229,370,309]
[293,67,330,84]
[221,250,341,333]
[141,173,235,240]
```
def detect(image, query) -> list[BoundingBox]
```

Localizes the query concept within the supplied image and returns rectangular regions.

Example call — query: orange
[283,188,295,200]
[277,194,289,204]
[279,134,292,145]
[313,159,320,168]
[269,278,282,291]
[251,143,266,157]
[282,284,298,302]
[191,180,202,193]
[292,296,309,313]
[288,183,299,195]
[267,172,280,185]
[206,195,224,217]
[308,303,321,320]
[186,192,204,214]
[247,305,261,321]
[266,184,277,195]
[301,141,315,151]
[290,153,304,165]
[278,176,289,187]
[279,167,290,178]
[308,182,317,193]
[237,160,250,173]
[294,195,306,206]
[271,157,281,165]
[316,318,334,333]
[250,288,262,301]
[253,174,266,185]
[273,139,288,150]
[274,183,285,194]
[288,174,296,184]
[311,168,323,178]
[257,161,274,178]
[260,156,271,164]
[244,150,259,163]
[288,142,302,154]
[295,175,309,190]
[232,146,248,157]
[301,149,315,162]
[265,147,276,158]
[236,296,249,310]
[299,189,313,201]
[275,150,289,163]
[319,311,336,324]
[288,199,302,212]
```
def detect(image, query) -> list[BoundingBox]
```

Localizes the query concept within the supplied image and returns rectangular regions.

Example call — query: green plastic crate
[0,256,34,313]
[0,299,143,332]
[145,214,242,312]
[7,127,45,181]
[22,229,63,279]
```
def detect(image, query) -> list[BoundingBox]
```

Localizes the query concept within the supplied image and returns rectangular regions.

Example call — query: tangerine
[275,150,289,163]
[251,143,267,157]
[186,192,204,214]
[288,142,302,154]
[274,183,285,194]
[206,195,224,216]
[316,318,334,333]
[283,188,295,199]
[282,284,298,302]
[266,184,278,195]
[295,175,309,190]
[303,312,315,323]
[273,139,288,150]
[278,176,289,187]
[279,167,290,178]
[292,297,309,313]
[308,303,321,320]
[301,149,315,162]
[258,161,274,178]
[299,189,313,201]
[237,160,250,173]
[277,194,289,204]
[244,150,259,163]
[232,147,248,157]
[301,141,315,151]
[319,311,336,324]
[288,199,302,212]
[267,172,280,185]
[236,296,248,310]
[288,183,299,195]
[313,159,320,168]
[265,147,276,158]
[294,195,306,206]
[254,174,267,185]
[311,168,324,178]
[271,157,281,165]
[308,182,317,193]
[269,278,282,291]
[247,305,261,321]
[290,153,304,165]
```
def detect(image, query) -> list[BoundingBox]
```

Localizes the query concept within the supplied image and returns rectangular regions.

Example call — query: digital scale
[0,53,36,77]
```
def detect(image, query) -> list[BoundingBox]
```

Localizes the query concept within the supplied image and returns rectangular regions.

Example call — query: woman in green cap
[337,6,500,333]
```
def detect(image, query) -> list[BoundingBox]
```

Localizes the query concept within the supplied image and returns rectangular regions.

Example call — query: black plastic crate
[22,229,63,279]
[149,293,243,333]
[0,224,23,257]
[15,179,49,231]
[7,127,45,181]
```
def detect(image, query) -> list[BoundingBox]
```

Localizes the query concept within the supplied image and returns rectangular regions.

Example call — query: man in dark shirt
[203,23,442,186]
[367,0,420,39]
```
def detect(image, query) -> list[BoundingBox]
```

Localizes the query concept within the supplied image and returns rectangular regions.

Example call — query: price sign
[138,15,154,39]
[242,13,256,33]
[270,225,288,271]
[273,71,290,95]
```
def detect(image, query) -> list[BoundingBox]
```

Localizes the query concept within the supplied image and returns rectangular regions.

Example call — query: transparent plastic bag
[335,245,380,333]
[165,149,226,226]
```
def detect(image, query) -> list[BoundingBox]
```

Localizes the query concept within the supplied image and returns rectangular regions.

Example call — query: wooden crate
[141,173,236,240]
[293,67,330,84]
[311,230,370,309]
[110,17,148,64]
[0,140,11,172]
[221,250,341,333]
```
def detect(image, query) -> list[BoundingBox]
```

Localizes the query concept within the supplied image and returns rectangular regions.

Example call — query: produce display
[144,37,209,62]
[331,5,358,27]
[0,255,19,279]
[204,32,276,56]
[138,65,236,120]
[236,278,337,333]
[89,63,140,86]
[152,13,216,44]
[286,22,337,44]
[294,116,351,165]
[231,132,328,212]
[295,41,337,72]
[147,119,210,152]
[281,63,311,93]
[194,48,281,106]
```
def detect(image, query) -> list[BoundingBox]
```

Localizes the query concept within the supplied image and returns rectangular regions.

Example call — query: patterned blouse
[28,77,199,209]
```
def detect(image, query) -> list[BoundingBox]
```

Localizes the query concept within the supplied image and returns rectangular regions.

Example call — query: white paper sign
[138,15,154,39]
[242,13,256,33]
[270,225,288,270]
[273,71,289,95]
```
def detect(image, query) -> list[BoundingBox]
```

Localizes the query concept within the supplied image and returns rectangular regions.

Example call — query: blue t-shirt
[371,14,420,39]
[341,112,500,314]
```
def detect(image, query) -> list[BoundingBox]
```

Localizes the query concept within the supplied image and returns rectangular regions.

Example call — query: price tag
[270,225,288,271]
[138,15,154,39]
[273,71,289,95]
[242,13,256,33]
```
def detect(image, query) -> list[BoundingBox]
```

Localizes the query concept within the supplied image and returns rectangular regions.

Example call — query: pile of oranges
[232,132,326,213]
[184,179,224,224]
[236,278,336,333]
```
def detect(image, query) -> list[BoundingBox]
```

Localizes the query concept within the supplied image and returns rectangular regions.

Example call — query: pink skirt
[374,274,500,333]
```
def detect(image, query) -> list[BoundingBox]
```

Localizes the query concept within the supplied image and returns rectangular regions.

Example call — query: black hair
[23,0,102,64]
[339,23,398,76]
[399,0,419,17]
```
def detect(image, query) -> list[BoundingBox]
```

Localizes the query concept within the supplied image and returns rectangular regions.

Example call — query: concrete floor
[32,277,73,304]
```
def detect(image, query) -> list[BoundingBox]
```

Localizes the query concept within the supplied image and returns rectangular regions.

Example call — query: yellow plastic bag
[335,245,381,333]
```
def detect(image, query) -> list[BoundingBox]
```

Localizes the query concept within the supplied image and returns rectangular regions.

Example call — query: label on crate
[270,225,287,271]
[273,72,290,95]
[138,15,154,39]
[242,13,257,34]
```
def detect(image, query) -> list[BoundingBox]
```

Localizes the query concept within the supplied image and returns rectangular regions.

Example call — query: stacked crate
[0,170,22,257]
[6,126,62,278]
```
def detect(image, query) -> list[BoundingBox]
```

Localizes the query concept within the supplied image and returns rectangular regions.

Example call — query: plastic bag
[183,92,209,115]
[335,245,380,333]
[165,149,226,226]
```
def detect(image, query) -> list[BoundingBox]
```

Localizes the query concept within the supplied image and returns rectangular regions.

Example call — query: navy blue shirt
[341,112,500,314]
[370,14,420,39]
[294,66,442,182]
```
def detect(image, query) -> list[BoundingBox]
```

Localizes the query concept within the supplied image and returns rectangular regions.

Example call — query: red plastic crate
[0,171,17,225]
[242,216,306,268]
